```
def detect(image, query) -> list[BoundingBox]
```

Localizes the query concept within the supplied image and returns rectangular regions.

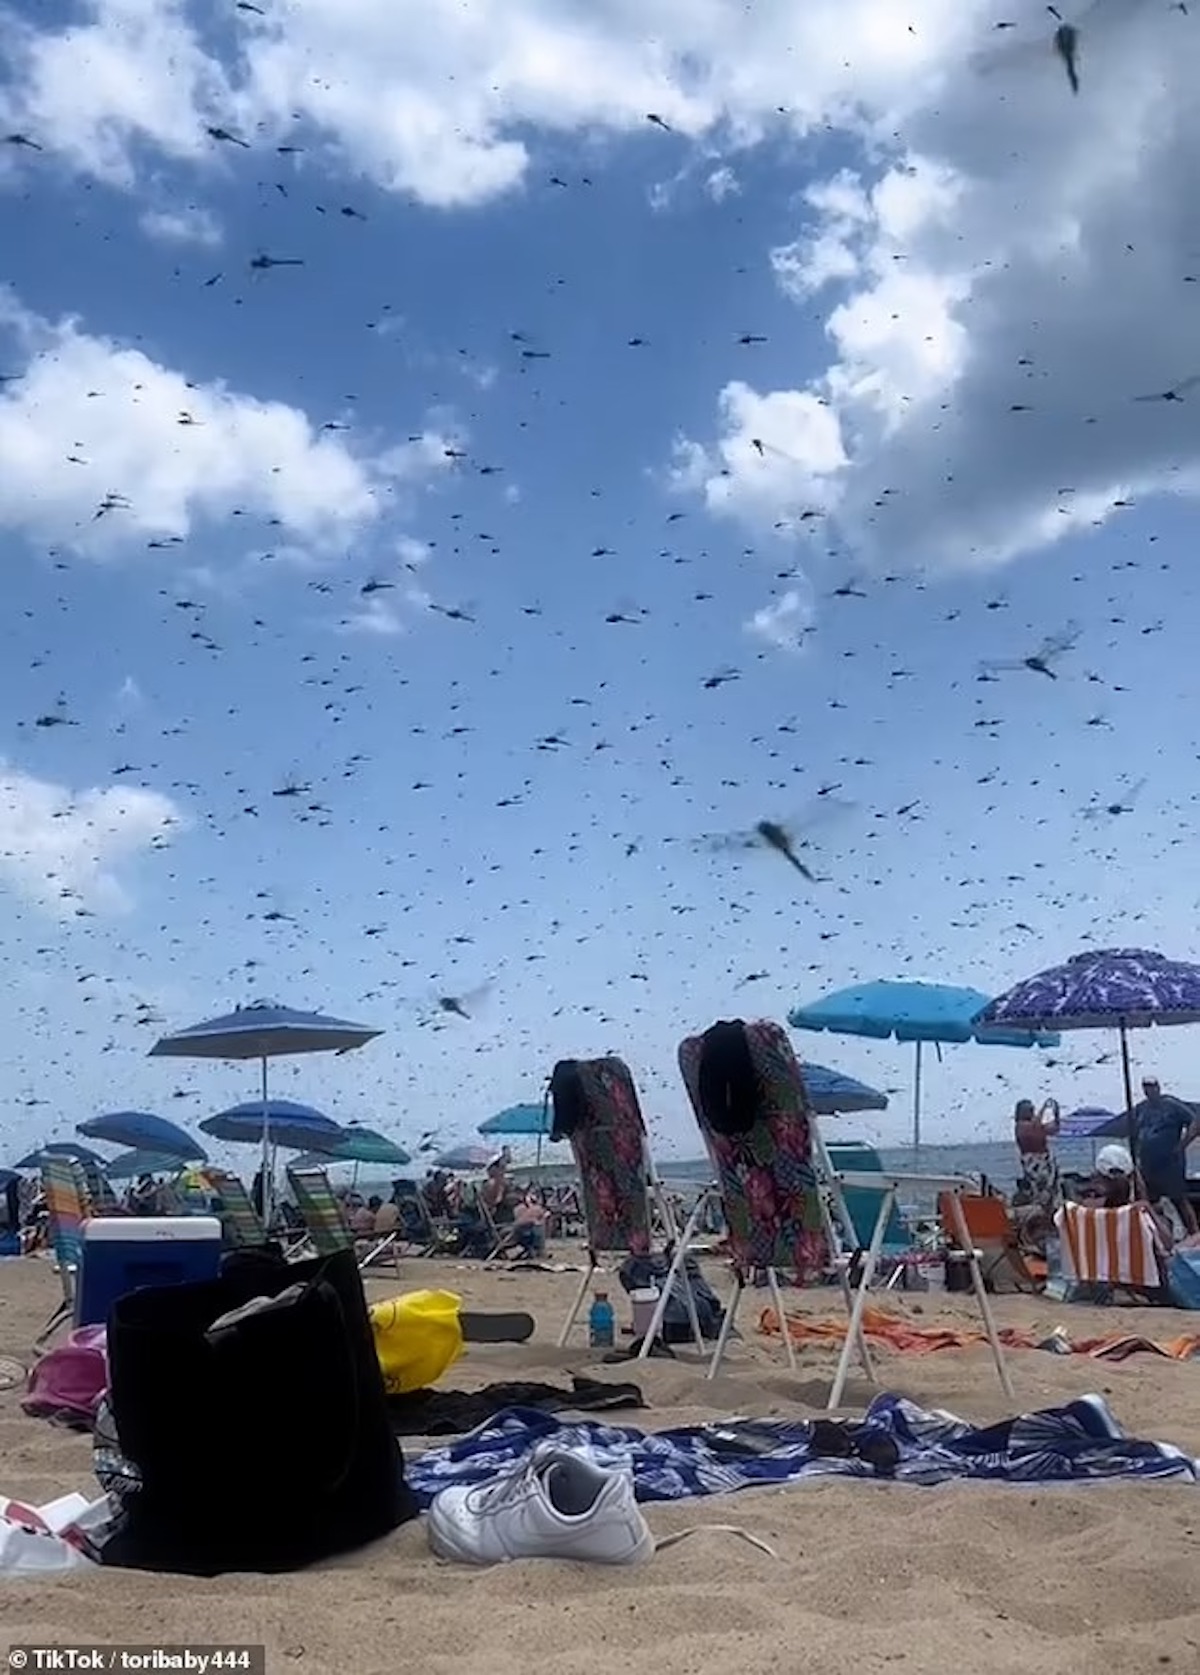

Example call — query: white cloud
[745,584,815,655]
[0,293,456,555]
[673,4,1200,569]
[139,204,222,247]
[705,166,740,203]
[336,596,406,637]
[5,3,1196,574]
[0,762,182,914]
[0,0,978,207]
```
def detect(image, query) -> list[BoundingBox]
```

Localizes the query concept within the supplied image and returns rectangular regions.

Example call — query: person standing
[1014,1096,1062,1230]
[1130,1078,1200,1235]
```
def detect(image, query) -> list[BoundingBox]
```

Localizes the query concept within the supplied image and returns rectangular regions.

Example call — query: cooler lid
[82,1215,222,1243]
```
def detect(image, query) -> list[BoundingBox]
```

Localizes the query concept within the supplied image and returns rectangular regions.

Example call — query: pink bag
[23,1325,108,1428]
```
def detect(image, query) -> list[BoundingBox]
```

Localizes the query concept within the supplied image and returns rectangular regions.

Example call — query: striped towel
[1056,1202,1161,1287]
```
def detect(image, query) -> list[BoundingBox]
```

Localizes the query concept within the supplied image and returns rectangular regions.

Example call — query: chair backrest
[678,1019,828,1280]
[202,1168,268,1248]
[549,1056,654,1255]
[826,1142,911,1249]
[81,1163,122,1216]
[288,1168,355,1255]
[1056,1200,1162,1288]
[939,1192,1012,1243]
[40,1157,89,1271]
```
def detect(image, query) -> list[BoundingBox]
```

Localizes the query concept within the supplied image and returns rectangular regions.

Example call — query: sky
[1,0,1199,1168]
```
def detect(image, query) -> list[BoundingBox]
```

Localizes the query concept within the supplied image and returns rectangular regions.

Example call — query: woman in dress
[1014,1097,1062,1236]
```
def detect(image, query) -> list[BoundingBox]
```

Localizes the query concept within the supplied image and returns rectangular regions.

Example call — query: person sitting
[373,1196,400,1236]
[348,1196,377,1238]
[508,1192,549,1259]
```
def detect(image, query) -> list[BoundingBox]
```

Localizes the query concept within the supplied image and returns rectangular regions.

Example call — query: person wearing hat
[1092,1144,1136,1209]
[1131,1078,1200,1235]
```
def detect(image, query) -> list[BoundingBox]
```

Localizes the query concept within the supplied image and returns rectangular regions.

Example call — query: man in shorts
[1131,1077,1200,1235]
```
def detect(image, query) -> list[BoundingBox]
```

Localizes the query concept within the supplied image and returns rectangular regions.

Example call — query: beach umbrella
[478,1101,552,1168]
[789,980,1060,1160]
[201,1099,347,1155]
[0,1168,19,1190]
[150,1001,381,1221]
[13,1141,110,1170]
[103,1149,190,1180]
[311,1125,411,1167]
[977,948,1200,1133]
[800,1063,888,1116]
[434,1142,496,1172]
[478,1103,551,1138]
[77,1110,206,1161]
[1059,1105,1120,1140]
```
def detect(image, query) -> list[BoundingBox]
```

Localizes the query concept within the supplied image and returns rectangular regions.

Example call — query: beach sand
[3,1255,1199,1675]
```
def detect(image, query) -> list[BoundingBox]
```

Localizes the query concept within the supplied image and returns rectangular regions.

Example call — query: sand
[2,1254,1199,1675]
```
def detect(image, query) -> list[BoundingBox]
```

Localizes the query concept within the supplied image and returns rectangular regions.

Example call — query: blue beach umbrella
[78,1110,206,1161]
[800,1063,888,1116]
[790,980,1060,1159]
[14,1141,110,1170]
[478,1101,554,1169]
[150,1001,381,1220]
[201,1099,347,1154]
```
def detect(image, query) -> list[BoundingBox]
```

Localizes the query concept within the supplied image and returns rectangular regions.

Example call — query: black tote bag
[98,1249,418,1574]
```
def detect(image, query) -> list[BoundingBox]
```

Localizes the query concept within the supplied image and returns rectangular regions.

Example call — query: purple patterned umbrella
[977,946,1200,1122]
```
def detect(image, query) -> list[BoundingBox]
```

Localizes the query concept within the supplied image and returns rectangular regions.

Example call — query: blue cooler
[75,1216,223,1328]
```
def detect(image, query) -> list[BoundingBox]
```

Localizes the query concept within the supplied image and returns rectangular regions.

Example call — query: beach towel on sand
[405,1392,1198,1509]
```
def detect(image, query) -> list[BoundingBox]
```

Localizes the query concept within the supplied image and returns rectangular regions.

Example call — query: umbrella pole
[912,1040,923,1166]
[1119,1021,1139,1170]
[260,1055,273,1233]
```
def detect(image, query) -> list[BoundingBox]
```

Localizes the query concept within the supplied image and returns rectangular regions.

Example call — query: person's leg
[1171,1193,1199,1237]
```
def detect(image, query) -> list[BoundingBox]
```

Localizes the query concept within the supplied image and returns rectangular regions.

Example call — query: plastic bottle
[588,1289,615,1350]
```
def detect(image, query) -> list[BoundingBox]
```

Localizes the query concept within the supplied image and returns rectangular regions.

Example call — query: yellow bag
[368,1290,464,1395]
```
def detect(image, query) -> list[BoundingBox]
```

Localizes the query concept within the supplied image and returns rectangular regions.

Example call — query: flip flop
[459,1310,535,1344]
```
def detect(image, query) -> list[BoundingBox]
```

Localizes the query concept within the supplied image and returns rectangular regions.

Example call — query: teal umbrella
[312,1125,411,1167]
[105,1149,189,1180]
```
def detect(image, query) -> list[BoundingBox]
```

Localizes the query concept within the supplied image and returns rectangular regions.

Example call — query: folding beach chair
[288,1167,399,1274]
[34,1157,90,1353]
[549,1054,703,1350]
[938,1192,1042,1294]
[200,1168,271,1250]
[1055,1200,1168,1302]
[672,1019,1014,1408]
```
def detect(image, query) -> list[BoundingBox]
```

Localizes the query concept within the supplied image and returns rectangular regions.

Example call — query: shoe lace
[462,1451,549,1516]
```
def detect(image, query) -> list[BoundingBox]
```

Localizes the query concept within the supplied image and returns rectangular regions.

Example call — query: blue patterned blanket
[406,1392,1199,1509]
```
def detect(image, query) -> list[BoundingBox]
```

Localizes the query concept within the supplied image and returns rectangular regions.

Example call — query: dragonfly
[980,622,1081,680]
[700,798,856,883]
[1081,778,1146,819]
[971,0,1150,94]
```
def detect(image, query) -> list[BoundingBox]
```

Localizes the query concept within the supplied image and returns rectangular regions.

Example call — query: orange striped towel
[1055,1202,1162,1287]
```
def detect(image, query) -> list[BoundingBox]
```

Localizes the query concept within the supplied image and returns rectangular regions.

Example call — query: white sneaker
[427,1445,655,1566]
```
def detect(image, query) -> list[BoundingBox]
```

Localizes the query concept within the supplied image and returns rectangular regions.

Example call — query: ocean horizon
[340,1137,1104,1200]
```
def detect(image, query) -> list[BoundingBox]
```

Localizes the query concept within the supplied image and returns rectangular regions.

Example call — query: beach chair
[34,1157,90,1352]
[1055,1200,1168,1302]
[672,1019,1014,1408]
[287,1167,399,1274]
[938,1192,1043,1294]
[201,1167,271,1249]
[549,1054,704,1350]
[826,1140,918,1290]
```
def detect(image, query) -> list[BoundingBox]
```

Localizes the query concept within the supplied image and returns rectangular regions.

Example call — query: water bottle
[588,1289,615,1350]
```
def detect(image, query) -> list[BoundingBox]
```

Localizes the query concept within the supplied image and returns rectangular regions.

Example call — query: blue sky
[1,0,1198,1166]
